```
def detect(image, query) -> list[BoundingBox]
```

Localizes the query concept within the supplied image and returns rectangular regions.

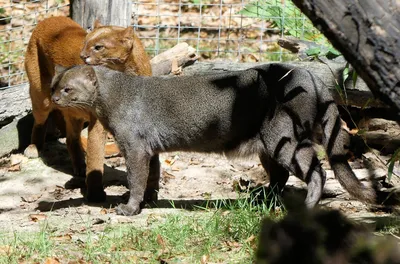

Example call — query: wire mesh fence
[0,0,69,90]
[132,0,289,61]
[0,0,319,91]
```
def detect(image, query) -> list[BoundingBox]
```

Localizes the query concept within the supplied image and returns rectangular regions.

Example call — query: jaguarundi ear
[94,19,103,29]
[54,64,69,76]
[121,27,134,47]
[51,65,69,92]
[122,27,134,39]
[83,66,98,87]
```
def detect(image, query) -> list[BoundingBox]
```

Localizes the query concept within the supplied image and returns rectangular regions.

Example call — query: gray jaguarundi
[51,64,376,216]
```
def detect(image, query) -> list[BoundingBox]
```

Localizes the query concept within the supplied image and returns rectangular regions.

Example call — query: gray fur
[51,64,375,216]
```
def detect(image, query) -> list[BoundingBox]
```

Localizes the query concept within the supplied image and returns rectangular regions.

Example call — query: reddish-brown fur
[81,20,152,76]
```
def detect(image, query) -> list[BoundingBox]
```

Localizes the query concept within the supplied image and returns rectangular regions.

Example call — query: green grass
[0,222,55,263]
[0,192,282,263]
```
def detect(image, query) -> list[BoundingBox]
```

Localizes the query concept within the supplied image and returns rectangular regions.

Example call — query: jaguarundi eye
[94,45,104,51]
[63,87,72,93]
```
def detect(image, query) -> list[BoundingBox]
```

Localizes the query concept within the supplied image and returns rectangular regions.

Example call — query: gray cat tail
[330,158,376,204]
[321,101,376,204]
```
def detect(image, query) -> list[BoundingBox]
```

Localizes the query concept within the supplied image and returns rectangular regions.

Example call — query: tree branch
[291,0,400,113]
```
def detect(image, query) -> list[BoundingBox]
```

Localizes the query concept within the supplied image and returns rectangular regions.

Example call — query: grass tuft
[0,189,284,263]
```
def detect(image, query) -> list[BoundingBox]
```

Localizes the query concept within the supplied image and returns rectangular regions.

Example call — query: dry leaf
[349,128,359,135]
[221,211,230,217]
[0,245,12,255]
[51,234,72,241]
[8,164,20,172]
[21,193,42,203]
[189,158,200,165]
[245,234,256,243]
[164,155,179,166]
[29,214,47,222]
[162,171,176,179]
[225,241,241,248]
[44,257,60,264]
[100,208,108,215]
[200,254,209,264]
[171,166,181,172]
[341,119,358,135]
[156,234,166,250]
[67,258,87,264]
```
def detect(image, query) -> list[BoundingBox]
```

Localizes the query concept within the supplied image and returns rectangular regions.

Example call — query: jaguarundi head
[51,65,98,110]
[80,20,134,69]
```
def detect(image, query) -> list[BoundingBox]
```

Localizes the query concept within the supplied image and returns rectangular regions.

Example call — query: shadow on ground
[36,185,310,213]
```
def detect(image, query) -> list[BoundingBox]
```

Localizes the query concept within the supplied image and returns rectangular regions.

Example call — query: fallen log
[151,43,198,76]
[359,118,400,154]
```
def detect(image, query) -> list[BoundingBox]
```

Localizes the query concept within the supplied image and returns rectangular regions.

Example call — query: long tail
[319,88,376,204]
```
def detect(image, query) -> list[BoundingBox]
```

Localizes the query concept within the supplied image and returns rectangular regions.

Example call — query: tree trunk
[70,0,132,29]
[291,0,400,114]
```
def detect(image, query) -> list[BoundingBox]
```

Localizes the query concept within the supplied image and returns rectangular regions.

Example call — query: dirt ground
[0,137,395,235]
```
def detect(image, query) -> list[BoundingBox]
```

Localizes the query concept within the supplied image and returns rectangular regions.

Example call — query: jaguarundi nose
[51,95,60,103]
[80,51,88,60]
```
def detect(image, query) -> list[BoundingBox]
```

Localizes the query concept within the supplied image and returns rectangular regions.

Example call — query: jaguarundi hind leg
[63,112,86,177]
[291,140,326,208]
[24,96,52,158]
[144,154,161,203]
[259,152,290,196]
[262,115,326,208]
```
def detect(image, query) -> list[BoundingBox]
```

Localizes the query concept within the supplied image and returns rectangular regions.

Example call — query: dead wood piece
[278,37,332,59]
[150,42,198,76]
[361,118,400,132]
[363,152,400,186]
[362,131,400,154]
[357,118,400,153]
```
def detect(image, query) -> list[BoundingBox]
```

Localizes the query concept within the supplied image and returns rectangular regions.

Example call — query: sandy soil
[0,138,391,235]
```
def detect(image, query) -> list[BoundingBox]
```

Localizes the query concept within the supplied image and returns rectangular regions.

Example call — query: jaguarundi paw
[86,189,106,203]
[116,203,141,216]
